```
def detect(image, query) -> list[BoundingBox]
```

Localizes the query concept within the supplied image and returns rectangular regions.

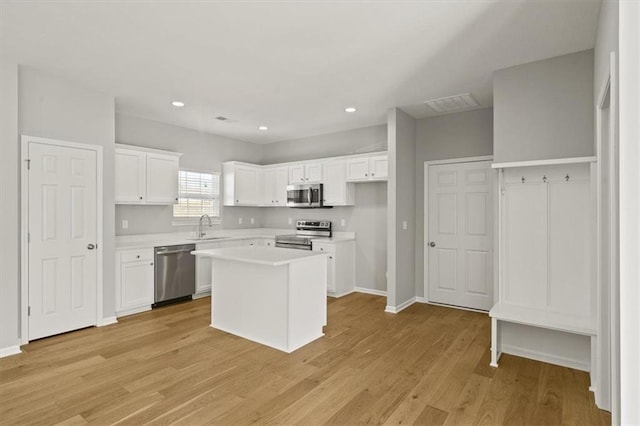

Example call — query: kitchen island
[191,246,328,353]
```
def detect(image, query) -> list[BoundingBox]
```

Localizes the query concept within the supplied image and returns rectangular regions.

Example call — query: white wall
[494,49,595,162]
[414,108,494,297]
[261,125,388,293]
[115,114,265,235]
[386,108,416,310]
[0,60,20,353]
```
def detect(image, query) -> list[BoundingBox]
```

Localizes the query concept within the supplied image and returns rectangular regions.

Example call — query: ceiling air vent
[215,116,229,121]
[424,93,479,113]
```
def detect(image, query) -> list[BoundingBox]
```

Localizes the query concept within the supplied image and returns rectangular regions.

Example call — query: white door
[427,160,493,311]
[28,142,98,340]
[145,153,179,204]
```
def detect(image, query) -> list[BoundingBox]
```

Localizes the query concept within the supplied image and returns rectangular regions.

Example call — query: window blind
[173,170,220,218]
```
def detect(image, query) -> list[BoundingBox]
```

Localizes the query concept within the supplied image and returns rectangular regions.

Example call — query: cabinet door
[288,164,305,183]
[313,243,336,293]
[115,149,145,203]
[274,167,288,206]
[195,242,220,293]
[264,239,275,247]
[323,161,346,205]
[235,165,260,205]
[305,163,323,183]
[369,156,388,180]
[146,153,179,204]
[120,260,154,310]
[346,158,370,181]
[263,169,276,206]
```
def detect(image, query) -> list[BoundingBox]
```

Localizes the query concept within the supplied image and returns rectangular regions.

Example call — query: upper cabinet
[115,144,181,205]
[288,162,323,184]
[323,161,355,206]
[263,166,288,207]
[223,162,262,206]
[346,155,388,182]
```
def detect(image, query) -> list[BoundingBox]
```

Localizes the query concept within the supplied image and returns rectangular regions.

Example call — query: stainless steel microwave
[286,183,324,208]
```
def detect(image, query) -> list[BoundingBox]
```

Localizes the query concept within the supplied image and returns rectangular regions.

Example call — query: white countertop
[192,246,329,267]
[115,228,355,250]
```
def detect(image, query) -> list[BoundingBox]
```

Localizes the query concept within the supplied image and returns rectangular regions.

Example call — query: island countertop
[191,246,328,267]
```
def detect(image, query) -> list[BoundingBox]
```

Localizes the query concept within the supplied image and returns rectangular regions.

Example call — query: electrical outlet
[250,218,255,225]
[238,217,243,225]
[288,218,292,225]
[340,219,346,227]
[122,220,128,229]
[402,220,408,230]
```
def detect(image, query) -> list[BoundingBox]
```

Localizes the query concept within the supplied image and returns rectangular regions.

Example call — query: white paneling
[42,258,57,315]
[466,192,488,236]
[70,186,84,239]
[437,170,457,186]
[466,250,489,295]
[70,256,84,309]
[466,168,489,185]
[42,185,57,241]
[437,248,457,290]
[437,193,457,234]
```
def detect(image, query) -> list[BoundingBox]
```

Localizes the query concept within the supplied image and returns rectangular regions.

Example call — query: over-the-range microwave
[286,183,329,208]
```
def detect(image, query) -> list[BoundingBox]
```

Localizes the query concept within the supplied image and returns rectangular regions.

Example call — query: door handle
[87,243,96,250]
[429,242,436,248]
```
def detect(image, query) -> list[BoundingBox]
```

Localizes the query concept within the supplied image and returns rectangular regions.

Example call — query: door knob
[429,242,436,248]
[87,243,95,250]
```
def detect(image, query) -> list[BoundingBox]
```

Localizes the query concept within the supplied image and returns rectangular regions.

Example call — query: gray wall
[0,60,20,351]
[16,67,116,333]
[115,114,265,235]
[261,124,388,292]
[414,108,494,297]
[261,125,387,164]
[387,108,416,308]
[494,49,595,163]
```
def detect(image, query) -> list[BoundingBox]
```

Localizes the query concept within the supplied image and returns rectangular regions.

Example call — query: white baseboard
[328,289,356,298]
[385,297,416,314]
[501,344,590,372]
[0,345,22,358]
[192,291,211,300]
[116,305,152,318]
[354,287,387,297]
[97,316,118,327]
[415,296,427,303]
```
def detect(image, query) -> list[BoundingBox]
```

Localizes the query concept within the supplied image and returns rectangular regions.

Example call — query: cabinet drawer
[312,242,336,255]
[120,249,154,263]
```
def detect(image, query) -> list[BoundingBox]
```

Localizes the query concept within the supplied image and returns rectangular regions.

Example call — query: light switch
[122,220,128,229]
[238,217,243,225]
[402,220,408,230]
[288,218,292,225]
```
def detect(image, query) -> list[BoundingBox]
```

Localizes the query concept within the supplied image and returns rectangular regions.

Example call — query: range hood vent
[424,93,479,113]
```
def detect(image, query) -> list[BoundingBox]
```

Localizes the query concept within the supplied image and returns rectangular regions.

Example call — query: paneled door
[427,160,493,311]
[27,141,98,340]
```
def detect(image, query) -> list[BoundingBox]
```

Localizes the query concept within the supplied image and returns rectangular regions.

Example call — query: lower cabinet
[312,240,355,297]
[195,241,221,297]
[116,248,154,317]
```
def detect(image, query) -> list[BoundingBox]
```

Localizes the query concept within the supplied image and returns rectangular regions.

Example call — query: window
[173,170,221,220]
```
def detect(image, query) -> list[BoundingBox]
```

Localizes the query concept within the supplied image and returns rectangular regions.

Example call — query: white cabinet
[195,241,221,296]
[262,167,288,207]
[322,161,355,206]
[288,162,323,184]
[115,145,181,205]
[346,155,388,182]
[116,248,154,316]
[312,240,355,297]
[223,162,262,206]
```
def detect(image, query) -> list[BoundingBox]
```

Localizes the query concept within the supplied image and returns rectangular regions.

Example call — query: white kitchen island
[191,246,328,353]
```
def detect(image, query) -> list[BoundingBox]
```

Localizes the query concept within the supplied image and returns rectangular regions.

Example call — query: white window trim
[172,169,222,226]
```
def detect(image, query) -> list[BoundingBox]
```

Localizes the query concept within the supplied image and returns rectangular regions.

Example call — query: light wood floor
[0,293,610,425]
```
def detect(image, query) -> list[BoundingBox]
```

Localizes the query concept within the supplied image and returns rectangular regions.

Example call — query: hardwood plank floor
[0,294,610,425]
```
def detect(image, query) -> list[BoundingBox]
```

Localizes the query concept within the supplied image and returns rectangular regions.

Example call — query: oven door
[286,184,323,208]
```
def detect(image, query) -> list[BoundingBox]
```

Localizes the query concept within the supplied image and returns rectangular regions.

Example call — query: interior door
[28,142,98,340]
[427,160,493,311]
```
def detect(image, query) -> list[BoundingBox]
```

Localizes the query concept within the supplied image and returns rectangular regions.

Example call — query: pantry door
[25,138,100,340]
[426,159,493,311]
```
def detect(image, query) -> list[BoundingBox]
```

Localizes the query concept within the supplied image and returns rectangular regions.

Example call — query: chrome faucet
[198,214,212,238]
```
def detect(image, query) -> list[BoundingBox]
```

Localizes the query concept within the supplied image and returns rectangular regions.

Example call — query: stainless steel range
[275,220,332,250]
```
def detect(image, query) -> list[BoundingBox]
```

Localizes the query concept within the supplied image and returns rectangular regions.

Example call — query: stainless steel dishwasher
[154,244,196,305]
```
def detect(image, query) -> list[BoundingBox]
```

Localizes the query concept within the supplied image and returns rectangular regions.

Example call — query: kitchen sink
[191,236,225,241]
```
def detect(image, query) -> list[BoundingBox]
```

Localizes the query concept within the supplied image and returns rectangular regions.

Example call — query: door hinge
[28,306,31,316]
[25,159,31,170]
[27,232,30,243]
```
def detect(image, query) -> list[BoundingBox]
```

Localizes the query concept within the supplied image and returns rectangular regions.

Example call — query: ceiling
[0,0,601,144]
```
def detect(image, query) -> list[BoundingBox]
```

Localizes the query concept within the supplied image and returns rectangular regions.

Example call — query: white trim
[384,296,416,314]
[500,344,590,372]
[192,291,211,300]
[20,135,104,345]
[423,156,495,310]
[115,142,182,157]
[328,289,356,298]
[491,156,596,169]
[116,305,152,318]
[0,345,22,358]
[97,316,118,327]
[415,296,427,303]
[354,287,387,297]
[423,300,490,314]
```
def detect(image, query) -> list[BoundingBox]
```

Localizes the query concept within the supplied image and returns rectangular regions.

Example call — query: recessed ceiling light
[171,101,185,107]
[345,107,357,113]
[258,126,268,131]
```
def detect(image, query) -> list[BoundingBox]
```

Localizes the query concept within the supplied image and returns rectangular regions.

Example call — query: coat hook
[543,175,547,183]
[565,174,570,181]
[521,176,526,184]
